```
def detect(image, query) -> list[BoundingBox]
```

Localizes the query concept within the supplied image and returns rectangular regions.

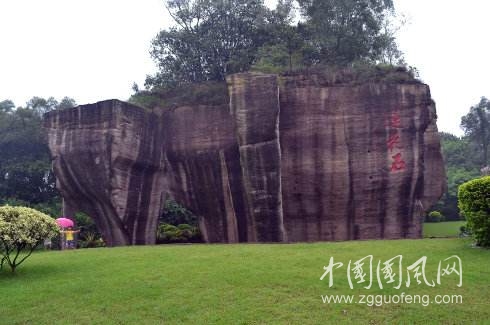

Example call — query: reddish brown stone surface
[44,72,446,246]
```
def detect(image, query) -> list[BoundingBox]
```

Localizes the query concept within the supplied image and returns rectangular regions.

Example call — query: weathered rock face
[277,76,445,241]
[44,72,446,246]
[44,101,166,245]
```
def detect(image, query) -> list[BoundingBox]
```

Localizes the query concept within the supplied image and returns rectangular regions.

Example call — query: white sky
[1,0,489,135]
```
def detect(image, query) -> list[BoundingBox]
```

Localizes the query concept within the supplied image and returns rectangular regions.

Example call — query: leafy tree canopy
[0,97,76,205]
[432,132,481,220]
[0,100,14,113]
[461,96,490,166]
[147,0,273,87]
[145,0,403,89]
[296,0,401,65]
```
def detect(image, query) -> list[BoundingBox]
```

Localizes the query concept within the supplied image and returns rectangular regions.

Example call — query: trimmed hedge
[458,176,490,247]
[426,210,445,222]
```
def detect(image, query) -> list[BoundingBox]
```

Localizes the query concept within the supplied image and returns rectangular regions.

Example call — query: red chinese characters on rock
[386,112,402,129]
[386,112,406,172]
[391,153,406,171]
[387,132,401,152]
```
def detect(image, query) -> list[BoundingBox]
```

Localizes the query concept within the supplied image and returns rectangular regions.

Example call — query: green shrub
[160,199,197,226]
[129,81,228,111]
[74,211,101,246]
[0,206,59,272]
[79,232,105,248]
[157,224,182,243]
[426,211,444,223]
[458,176,490,247]
[157,223,201,244]
[177,224,194,238]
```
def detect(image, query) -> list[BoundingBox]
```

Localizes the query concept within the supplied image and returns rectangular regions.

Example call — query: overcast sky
[1,0,488,135]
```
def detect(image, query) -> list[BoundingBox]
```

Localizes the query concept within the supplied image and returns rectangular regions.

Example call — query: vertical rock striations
[228,74,285,242]
[44,100,165,246]
[277,77,445,241]
[161,104,244,243]
[44,72,446,246]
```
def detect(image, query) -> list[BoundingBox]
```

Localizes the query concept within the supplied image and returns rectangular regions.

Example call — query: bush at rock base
[157,223,201,244]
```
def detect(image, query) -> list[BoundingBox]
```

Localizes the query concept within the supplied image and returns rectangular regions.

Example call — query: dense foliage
[145,0,402,89]
[458,176,490,247]
[147,0,272,86]
[431,132,481,220]
[0,97,76,207]
[130,81,228,110]
[157,223,201,243]
[0,206,59,272]
[461,96,489,166]
[432,96,490,221]
[160,199,197,226]
[158,199,202,243]
[296,0,401,66]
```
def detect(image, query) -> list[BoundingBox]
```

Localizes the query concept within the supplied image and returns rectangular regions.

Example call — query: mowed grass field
[423,221,466,238]
[0,238,489,324]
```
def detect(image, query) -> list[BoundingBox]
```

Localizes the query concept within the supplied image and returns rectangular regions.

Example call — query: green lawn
[423,221,466,238]
[0,239,488,324]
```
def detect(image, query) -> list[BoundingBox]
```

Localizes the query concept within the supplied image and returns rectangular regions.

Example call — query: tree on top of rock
[147,0,272,87]
[296,0,402,65]
[146,0,404,89]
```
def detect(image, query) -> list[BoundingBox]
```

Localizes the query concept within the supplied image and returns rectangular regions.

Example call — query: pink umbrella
[56,217,74,228]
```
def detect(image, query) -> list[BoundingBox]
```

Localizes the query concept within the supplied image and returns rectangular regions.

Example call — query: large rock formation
[44,72,446,246]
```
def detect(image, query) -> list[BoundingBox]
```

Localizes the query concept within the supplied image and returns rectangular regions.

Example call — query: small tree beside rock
[0,206,59,272]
